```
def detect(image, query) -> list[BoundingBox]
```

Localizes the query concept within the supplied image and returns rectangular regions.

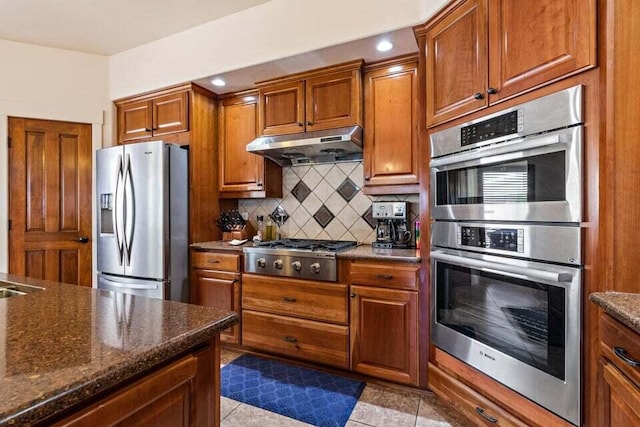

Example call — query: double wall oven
[429,86,583,425]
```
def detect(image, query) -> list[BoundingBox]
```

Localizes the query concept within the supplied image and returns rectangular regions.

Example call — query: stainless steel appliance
[96,141,188,302]
[429,86,585,426]
[430,85,583,223]
[246,125,362,166]
[244,239,358,282]
[431,223,581,425]
[372,201,412,249]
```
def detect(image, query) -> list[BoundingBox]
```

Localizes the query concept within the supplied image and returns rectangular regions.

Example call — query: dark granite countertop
[192,241,421,263]
[0,273,238,426]
[590,292,640,334]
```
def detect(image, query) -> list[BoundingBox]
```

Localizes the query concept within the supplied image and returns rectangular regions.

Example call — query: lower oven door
[430,248,581,425]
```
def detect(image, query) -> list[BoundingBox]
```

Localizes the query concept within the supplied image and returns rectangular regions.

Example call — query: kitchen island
[0,272,238,426]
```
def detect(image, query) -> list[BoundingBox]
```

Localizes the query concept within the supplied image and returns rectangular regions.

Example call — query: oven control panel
[458,226,524,253]
[460,110,523,147]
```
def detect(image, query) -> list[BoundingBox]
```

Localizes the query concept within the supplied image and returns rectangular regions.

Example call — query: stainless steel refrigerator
[96,141,188,302]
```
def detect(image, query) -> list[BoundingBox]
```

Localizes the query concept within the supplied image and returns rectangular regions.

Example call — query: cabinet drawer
[349,261,419,290]
[242,310,349,368]
[191,251,240,272]
[601,314,640,387]
[242,274,347,324]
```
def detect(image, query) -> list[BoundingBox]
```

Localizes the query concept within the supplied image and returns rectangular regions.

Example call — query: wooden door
[219,92,264,193]
[258,80,305,136]
[152,91,189,137]
[350,285,418,385]
[601,362,640,426]
[8,118,92,286]
[192,269,241,344]
[487,0,597,102]
[305,69,361,131]
[117,99,152,143]
[426,0,488,127]
[364,58,419,189]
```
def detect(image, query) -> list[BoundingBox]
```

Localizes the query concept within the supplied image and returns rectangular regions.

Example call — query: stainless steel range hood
[246,125,362,166]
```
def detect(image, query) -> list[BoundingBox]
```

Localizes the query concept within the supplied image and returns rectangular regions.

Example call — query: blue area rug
[221,354,365,427]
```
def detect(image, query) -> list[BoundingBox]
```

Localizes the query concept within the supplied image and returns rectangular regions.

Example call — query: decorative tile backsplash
[238,161,420,244]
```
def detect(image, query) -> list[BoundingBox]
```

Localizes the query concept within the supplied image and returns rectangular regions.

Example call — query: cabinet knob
[298,122,304,127]
[487,87,498,95]
[474,92,484,100]
[350,292,356,298]
[145,128,152,132]
[307,121,313,126]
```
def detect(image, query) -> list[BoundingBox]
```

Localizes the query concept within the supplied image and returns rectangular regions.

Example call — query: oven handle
[430,132,570,168]
[430,251,574,283]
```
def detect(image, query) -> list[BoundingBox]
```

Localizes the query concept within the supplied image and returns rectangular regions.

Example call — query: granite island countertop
[191,241,421,262]
[590,291,640,334]
[0,272,238,426]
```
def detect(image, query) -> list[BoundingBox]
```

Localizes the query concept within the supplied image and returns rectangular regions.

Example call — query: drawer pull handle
[283,297,297,303]
[207,260,220,264]
[614,346,640,367]
[475,407,497,423]
[283,336,298,343]
[376,274,393,280]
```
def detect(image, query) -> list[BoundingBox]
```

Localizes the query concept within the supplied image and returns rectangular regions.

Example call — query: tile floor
[220,348,473,427]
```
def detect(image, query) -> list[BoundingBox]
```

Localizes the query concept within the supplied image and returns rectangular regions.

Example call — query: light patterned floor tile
[220,397,241,421]
[348,384,420,427]
[221,403,313,427]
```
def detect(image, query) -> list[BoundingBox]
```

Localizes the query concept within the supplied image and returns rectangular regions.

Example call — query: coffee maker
[372,201,412,248]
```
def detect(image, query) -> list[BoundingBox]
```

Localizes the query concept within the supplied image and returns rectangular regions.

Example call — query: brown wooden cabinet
[117,90,188,143]
[257,60,363,136]
[348,260,419,386]
[52,337,220,427]
[599,314,640,426]
[190,250,241,344]
[241,273,349,368]
[115,83,220,244]
[416,0,596,127]
[363,55,419,194]
[218,91,282,198]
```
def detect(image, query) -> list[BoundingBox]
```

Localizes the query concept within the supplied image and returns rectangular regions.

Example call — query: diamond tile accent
[313,205,335,228]
[337,178,359,202]
[291,181,311,203]
[362,206,377,229]
[269,206,289,225]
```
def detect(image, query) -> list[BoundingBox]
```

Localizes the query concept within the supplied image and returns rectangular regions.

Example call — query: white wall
[109,0,447,99]
[0,39,110,283]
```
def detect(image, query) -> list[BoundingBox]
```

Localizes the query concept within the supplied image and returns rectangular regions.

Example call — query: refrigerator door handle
[114,155,125,265]
[123,153,135,266]
[100,276,159,290]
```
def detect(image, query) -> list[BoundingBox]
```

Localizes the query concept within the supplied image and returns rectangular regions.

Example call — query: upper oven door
[430,126,582,223]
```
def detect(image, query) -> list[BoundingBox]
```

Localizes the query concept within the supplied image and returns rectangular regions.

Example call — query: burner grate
[255,238,357,252]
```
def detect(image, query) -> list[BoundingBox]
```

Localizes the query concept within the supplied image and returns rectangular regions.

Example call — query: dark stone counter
[0,273,238,426]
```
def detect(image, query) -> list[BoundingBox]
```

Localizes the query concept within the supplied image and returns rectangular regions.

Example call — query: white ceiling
[0,0,272,55]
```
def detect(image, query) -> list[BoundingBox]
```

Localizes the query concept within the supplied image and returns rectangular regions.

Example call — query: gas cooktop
[253,238,358,253]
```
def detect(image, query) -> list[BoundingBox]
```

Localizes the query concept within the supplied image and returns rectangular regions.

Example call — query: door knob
[487,87,498,95]
[474,92,484,100]
[76,236,89,243]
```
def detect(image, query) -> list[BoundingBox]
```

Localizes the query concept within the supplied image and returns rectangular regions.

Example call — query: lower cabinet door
[350,285,418,385]
[602,361,640,426]
[193,269,241,344]
[54,356,198,427]
[242,310,349,368]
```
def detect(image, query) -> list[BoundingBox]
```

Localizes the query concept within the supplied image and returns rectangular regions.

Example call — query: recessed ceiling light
[376,40,393,52]
[211,78,226,87]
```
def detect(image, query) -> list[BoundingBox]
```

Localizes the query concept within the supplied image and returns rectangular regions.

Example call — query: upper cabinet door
[426,0,488,127]
[488,0,597,102]
[305,69,361,132]
[152,91,189,137]
[259,80,305,136]
[364,58,419,191]
[219,93,264,193]
[118,99,153,142]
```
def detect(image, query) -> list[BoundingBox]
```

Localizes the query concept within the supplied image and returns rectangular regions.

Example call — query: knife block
[222,224,253,241]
